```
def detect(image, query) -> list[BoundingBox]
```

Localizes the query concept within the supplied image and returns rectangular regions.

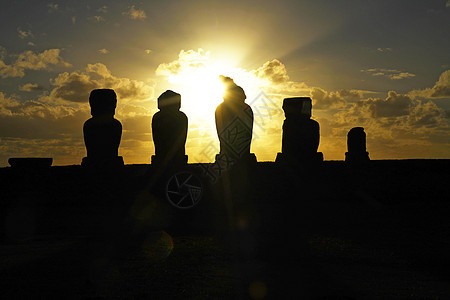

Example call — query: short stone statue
[82,89,123,168]
[345,127,370,164]
[151,90,188,167]
[276,97,323,166]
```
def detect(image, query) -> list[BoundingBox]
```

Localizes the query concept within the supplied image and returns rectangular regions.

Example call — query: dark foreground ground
[0,160,449,299]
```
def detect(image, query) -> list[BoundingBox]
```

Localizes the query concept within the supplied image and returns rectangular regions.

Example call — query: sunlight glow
[160,50,267,130]
[167,63,227,122]
[155,49,279,163]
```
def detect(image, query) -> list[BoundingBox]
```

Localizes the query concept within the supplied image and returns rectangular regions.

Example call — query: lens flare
[142,230,174,262]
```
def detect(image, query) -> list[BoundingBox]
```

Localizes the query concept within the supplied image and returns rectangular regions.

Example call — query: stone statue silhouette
[82,89,123,168]
[276,97,323,166]
[215,76,256,165]
[345,127,370,164]
[151,90,188,167]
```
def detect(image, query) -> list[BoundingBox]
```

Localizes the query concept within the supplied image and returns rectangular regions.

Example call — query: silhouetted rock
[8,158,52,169]
[82,89,124,169]
[151,90,188,168]
[276,97,323,166]
[345,127,370,164]
[215,76,257,167]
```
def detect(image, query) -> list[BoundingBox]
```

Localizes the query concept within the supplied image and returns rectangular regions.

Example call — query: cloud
[313,87,450,159]
[49,63,154,103]
[19,83,44,92]
[409,70,450,99]
[310,89,363,110]
[0,92,89,165]
[0,93,87,138]
[156,49,209,77]
[252,59,289,84]
[249,59,310,97]
[429,70,450,97]
[97,6,108,13]
[90,16,105,23]
[447,0,450,8]
[0,89,154,166]
[0,48,72,78]
[0,46,6,60]
[0,95,75,120]
[122,5,146,20]
[17,27,33,39]
[361,68,415,80]
[310,88,347,110]
[98,48,109,54]
[49,71,98,103]
[47,3,59,12]
[408,100,447,127]
[356,91,413,118]
[390,72,416,80]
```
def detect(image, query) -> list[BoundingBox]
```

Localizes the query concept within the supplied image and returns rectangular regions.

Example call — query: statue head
[283,97,312,118]
[89,89,117,117]
[158,90,181,111]
[220,75,246,103]
[347,127,366,152]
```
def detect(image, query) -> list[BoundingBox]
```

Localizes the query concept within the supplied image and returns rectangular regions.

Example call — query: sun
[168,63,226,123]
[164,59,266,128]
[156,50,272,162]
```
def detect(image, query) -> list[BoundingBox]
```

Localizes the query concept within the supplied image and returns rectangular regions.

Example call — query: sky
[0,0,449,166]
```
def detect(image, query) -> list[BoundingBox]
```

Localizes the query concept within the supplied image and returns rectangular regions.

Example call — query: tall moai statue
[215,76,257,166]
[345,127,370,164]
[151,90,188,168]
[82,89,124,168]
[276,97,323,166]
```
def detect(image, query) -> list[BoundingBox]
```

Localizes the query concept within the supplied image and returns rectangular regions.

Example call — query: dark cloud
[408,100,446,127]
[357,91,413,118]
[310,87,347,110]
[0,94,88,139]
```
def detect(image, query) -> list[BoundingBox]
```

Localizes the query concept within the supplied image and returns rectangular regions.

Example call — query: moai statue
[82,89,123,168]
[215,76,257,166]
[276,97,323,166]
[151,90,188,168]
[345,127,370,164]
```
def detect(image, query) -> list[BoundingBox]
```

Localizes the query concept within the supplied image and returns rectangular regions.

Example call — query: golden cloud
[0,49,71,78]
[19,83,44,92]
[310,87,347,110]
[122,5,147,20]
[361,68,415,80]
[252,59,289,84]
[409,70,450,99]
[155,49,210,77]
[49,63,154,103]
